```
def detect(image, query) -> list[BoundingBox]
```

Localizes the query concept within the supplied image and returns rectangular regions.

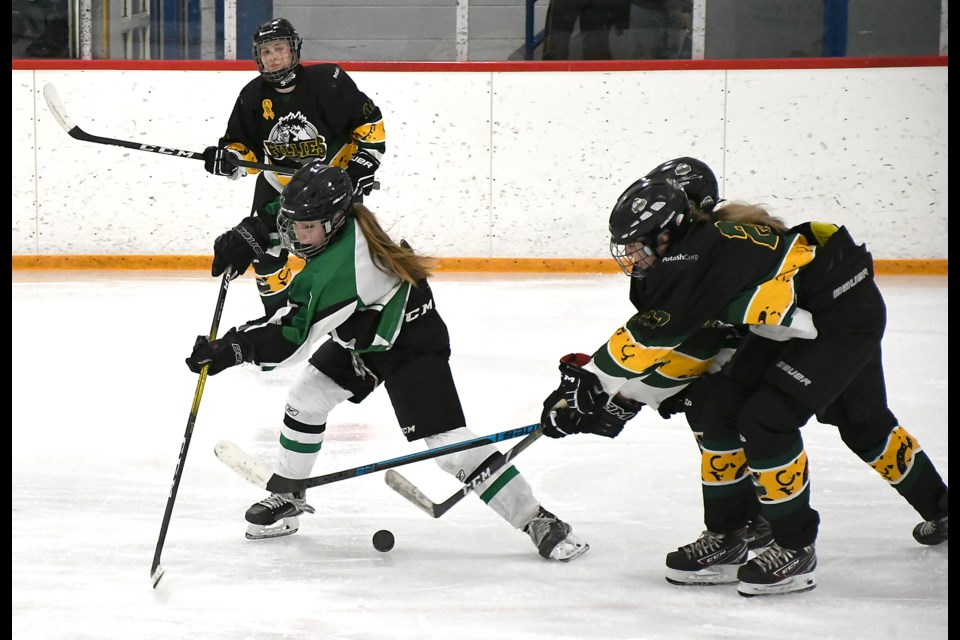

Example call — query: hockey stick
[42,83,295,175]
[214,423,539,494]
[385,427,544,518]
[150,270,232,589]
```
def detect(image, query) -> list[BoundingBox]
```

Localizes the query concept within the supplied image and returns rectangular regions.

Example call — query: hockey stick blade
[385,427,544,518]
[214,440,275,489]
[150,564,165,588]
[214,424,539,493]
[41,83,295,175]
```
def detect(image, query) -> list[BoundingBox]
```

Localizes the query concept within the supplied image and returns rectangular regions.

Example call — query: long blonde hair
[694,201,789,233]
[352,203,436,284]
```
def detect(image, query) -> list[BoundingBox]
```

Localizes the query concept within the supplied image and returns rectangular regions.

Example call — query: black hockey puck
[373,529,395,552]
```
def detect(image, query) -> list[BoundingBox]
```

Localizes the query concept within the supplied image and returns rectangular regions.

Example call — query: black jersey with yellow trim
[593,219,816,384]
[218,63,385,190]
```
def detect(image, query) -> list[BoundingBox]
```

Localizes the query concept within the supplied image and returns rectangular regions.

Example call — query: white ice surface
[12,271,947,640]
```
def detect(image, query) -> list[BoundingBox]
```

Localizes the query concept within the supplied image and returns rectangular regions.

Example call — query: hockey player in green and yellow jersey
[201,17,386,317]
[186,161,589,562]
[538,169,948,596]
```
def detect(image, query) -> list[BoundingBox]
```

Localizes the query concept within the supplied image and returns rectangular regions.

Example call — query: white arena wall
[11,63,947,263]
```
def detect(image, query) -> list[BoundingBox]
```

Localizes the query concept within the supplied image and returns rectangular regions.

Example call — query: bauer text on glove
[345,149,380,197]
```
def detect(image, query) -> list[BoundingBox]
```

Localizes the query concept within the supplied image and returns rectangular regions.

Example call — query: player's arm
[332,66,386,196]
[203,91,263,180]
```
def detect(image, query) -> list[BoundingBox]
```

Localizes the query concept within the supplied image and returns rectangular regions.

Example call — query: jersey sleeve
[324,66,386,167]
[218,81,265,174]
[588,221,812,394]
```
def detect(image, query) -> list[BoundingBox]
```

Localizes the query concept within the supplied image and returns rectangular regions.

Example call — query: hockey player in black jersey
[186,161,588,561]
[539,172,948,596]
[202,17,386,318]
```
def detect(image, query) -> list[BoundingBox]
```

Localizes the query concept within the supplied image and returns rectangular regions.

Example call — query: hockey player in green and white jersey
[186,161,589,561]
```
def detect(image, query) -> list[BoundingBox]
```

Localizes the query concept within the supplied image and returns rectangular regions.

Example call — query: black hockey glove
[556,352,608,414]
[211,215,270,278]
[202,146,243,180]
[542,393,642,439]
[657,388,692,420]
[540,353,609,439]
[584,395,644,438]
[541,401,585,439]
[345,149,380,197]
[185,329,255,376]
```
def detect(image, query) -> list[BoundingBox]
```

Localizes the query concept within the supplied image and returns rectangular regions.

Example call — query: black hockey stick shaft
[42,83,294,175]
[150,271,232,588]
[385,427,544,518]
[272,423,538,492]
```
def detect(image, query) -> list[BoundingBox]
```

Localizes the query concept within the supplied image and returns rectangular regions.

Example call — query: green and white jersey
[237,218,410,369]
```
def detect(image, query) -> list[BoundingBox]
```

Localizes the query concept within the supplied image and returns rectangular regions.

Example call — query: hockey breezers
[385,427,544,518]
[42,83,294,175]
[214,423,538,493]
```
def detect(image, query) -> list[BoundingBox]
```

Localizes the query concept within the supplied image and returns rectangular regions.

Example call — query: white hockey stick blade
[150,564,165,589]
[384,470,439,517]
[214,440,272,490]
[42,83,76,133]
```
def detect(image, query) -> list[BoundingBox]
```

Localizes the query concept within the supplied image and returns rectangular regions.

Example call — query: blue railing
[525,0,545,60]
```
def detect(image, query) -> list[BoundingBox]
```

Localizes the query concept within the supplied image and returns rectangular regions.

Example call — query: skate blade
[245,517,300,540]
[550,539,590,562]
[665,564,742,586]
[737,573,817,597]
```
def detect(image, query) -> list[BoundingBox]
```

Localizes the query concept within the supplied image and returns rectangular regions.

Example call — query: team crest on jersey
[263,111,327,160]
[638,309,670,328]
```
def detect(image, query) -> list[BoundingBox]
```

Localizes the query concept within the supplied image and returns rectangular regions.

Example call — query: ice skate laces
[752,543,795,571]
[681,531,725,558]
[257,492,315,515]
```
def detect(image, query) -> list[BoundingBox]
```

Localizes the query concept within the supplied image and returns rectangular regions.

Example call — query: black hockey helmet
[253,18,302,88]
[645,157,720,212]
[277,161,354,259]
[608,177,692,277]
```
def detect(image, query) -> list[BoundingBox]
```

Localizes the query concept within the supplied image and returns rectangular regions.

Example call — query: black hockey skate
[913,491,948,546]
[737,542,817,597]
[524,506,589,561]
[244,491,315,540]
[665,528,748,585]
[744,514,774,551]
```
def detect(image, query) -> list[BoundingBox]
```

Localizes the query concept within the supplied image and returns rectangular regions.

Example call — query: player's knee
[737,385,812,441]
[685,374,745,432]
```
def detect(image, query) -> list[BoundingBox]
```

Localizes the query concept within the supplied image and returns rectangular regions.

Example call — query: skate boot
[913,490,948,546]
[244,491,315,540]
[744,514,774,551]
[523,506,590,561]
[737,542,817,597]
[665,528,748,585]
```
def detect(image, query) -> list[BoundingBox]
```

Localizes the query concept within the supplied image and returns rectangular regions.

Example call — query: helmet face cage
[277,161,354,259]
[277,210,345,259]
[610,239,656,278]
[253,19,302,85]
[645,157,719,212]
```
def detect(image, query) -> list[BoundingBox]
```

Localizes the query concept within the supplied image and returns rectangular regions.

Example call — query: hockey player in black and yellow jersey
[186,161,589,561]
[540,173,948,597]
[202,17,386,318]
